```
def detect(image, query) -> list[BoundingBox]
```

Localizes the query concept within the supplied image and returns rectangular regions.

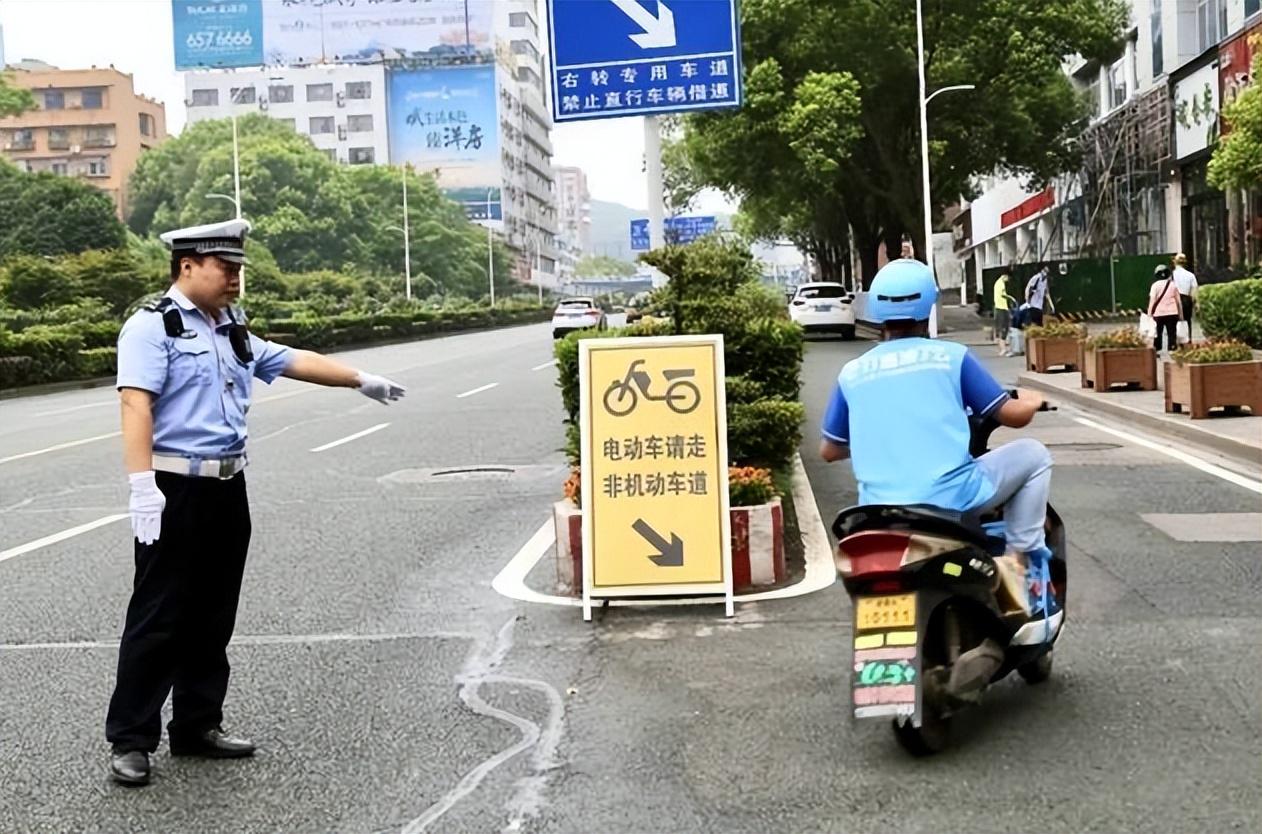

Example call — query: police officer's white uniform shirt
[116,287,292,459]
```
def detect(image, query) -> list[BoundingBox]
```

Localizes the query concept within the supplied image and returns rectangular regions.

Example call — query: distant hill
[587,199,732,263]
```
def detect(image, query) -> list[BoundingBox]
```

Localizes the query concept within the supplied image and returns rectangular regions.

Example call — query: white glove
[128,471,165,545]
[356,371,406,404]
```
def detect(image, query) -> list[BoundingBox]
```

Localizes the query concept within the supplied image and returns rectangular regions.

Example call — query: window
[307,83,334,102]
[138,113,153,137]
[345,81,371,100]
[10,128,34,150]
[309,116,334,134]
[51,161,68,175]
[1250,0,1262,18]
[1150,6,1163,77]
[44,90,65,109]
[1198,0,1222,52]
[85,126,115,147]
[191,88,219,106]
[348,147,374,165]
[509,11,538,35]
[277,118,296,131]
[48,128,70,149]
[229,86,256,105]
[347,114,373,132]
[1108,59,1126,110]
[87,159,108,177]
[1085,76,1100,118]
[81,88,103,109]
[512,40,540,62]
[269,84,294,103]
[322,148,338,162]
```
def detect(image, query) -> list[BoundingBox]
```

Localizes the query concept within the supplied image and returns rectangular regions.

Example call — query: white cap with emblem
[160,219,252,264]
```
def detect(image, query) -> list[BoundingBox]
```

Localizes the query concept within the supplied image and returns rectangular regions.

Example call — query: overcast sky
[0,0,735,214]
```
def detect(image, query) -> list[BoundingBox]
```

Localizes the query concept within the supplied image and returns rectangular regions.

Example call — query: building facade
[956,0,1262,287]
[555,164,592,281]
[184,64,389,166]
[0,61,168,217]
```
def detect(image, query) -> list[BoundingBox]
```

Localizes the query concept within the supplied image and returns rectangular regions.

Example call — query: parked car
[788,282,856,339]
[552,297,608,339]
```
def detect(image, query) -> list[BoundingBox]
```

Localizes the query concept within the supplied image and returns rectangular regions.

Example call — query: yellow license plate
[855,594,917,630]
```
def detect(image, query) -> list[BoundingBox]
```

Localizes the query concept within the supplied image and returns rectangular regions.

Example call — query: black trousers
[1027,308,1045,327]
[106,472,251,753]
[1180,295,1194,334]
[1154,315,1180,352]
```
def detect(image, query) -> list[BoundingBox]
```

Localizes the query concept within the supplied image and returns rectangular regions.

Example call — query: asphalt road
[1,322,1258,834]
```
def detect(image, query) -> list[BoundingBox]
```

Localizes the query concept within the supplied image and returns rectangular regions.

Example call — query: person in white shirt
[1172,253,1198,337]
[1024,267,1053,327]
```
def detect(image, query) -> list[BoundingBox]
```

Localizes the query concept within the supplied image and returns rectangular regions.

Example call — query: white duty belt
[152,453,248,480]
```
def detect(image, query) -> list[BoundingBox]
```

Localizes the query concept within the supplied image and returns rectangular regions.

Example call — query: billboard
[387,66,502,222]
[173,0,494,70]
[1174,61,1220,161]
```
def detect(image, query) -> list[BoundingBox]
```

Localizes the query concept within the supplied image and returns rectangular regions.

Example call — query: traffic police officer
[107,220,405,786]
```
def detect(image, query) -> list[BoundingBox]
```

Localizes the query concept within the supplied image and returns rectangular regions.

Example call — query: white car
[552,297,608,339]
[789,282,856,340]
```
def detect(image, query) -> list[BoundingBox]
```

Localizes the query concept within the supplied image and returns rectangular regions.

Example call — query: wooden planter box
[1080,345,1157,391]
[1164,360,1262,419]
[552,498,785,596]
[1026,337,1081,373]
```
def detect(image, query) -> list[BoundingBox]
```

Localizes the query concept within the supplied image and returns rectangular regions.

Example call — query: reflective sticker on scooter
[942,562,962,577]
[854,634,884,650]
[885,631,917,646]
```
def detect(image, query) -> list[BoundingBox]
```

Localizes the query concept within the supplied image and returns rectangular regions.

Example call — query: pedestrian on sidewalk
[1148,264,1185,354]
[993,270,1014,356]
[107,220,406,788]
[1172,253,1199,337]
[1024,267,1053,327]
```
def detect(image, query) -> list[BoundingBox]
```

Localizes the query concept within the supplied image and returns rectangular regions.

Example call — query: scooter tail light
[836,531,910,577]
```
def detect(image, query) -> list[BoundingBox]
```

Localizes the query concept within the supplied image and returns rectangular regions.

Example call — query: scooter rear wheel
[891,710,951,756]
[1017,649,1054,684]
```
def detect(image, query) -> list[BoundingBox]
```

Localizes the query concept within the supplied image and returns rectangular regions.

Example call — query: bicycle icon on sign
[603,360,701,417]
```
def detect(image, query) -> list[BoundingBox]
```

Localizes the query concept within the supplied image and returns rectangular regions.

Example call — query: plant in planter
[1165,339,1262,419]
[1024,321,1086,373]
[1080,327,1156,391]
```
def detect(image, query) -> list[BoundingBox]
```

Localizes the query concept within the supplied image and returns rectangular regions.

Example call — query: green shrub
[727,398,805,469]
[1171,339,1254,364]
[1085,327,1148,350]
[1198,279,1262,348]
[0,325,85,385]
[78,347,118,377]
[726,319,805,400]
[1026,322,1087,340]
[725,374,766,404]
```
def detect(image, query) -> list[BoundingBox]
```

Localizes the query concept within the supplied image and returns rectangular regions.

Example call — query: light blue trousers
[973,438,1053,553]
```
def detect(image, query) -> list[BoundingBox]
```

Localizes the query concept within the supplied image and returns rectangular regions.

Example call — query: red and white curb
[492,454,836,608]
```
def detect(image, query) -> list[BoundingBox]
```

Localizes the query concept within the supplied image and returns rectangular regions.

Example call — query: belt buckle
[218,458,235,479]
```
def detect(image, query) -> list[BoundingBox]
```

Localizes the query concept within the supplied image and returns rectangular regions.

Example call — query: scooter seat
[834,504,996,552]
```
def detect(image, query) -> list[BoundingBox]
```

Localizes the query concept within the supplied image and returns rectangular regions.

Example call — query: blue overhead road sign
[632,216,718,250]
[547,0,742,123]
[631,219,651,251]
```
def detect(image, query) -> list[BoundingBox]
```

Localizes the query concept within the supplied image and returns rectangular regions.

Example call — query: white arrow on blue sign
[632,216,717,250]
[547,0,742,123]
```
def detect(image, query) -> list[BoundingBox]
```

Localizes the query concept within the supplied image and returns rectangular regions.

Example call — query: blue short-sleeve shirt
[116,287,293,458]
[821,338,1009,511]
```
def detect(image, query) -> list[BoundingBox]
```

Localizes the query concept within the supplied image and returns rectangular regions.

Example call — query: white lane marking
[34,399,117,417]
[256,387,319,404]
[309,422,390,453]
[456,382,499,398]
[0,630,475,652]
[531,359,557,371]
[0,431,121,466]
[1075,416,1262,495]
[491,454,837,608]
[0,513,128,565]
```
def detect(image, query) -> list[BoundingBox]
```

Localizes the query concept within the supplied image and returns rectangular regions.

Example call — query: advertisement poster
[1174,62,1220,160]
[387,66,502,222]
[173,0,493,69]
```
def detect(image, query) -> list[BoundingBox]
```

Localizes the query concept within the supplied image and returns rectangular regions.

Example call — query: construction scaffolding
[1065,85,1172,259]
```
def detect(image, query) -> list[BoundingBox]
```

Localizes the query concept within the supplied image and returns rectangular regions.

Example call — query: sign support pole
[645,115,665,250]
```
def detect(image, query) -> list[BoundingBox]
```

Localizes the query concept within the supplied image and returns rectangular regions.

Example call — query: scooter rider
[819,258,1060,622]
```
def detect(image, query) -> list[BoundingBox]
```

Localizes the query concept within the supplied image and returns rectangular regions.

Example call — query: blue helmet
[868,258,938,323]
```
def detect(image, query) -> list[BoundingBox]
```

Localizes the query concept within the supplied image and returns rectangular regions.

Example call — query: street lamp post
[384,225,412,302]
[916,0,975,336]
[205,191,246,296]
[486,189,496,308]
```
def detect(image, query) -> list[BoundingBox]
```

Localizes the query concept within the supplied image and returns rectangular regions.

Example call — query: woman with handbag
[1147,264,1184,354]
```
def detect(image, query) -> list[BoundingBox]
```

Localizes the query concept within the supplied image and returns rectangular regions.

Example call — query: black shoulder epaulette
[142,297,192,340]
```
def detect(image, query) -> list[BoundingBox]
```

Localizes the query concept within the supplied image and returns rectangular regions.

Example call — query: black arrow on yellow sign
[632,519,684,567]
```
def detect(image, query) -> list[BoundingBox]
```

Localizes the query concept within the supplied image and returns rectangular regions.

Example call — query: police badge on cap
[159,219,252,265]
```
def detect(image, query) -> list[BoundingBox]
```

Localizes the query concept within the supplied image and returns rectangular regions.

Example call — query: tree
[1209,36,1262,192]
[576,255,637,278]
[0,72,36,118]
[669,0,1127,285]
[0,161,126,259]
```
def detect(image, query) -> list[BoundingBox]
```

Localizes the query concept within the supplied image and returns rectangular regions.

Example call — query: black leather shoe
[169,727,256,759]
[110,750,150,786]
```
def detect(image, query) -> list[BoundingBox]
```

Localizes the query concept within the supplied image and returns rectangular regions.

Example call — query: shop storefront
[1173,55,1230,276]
